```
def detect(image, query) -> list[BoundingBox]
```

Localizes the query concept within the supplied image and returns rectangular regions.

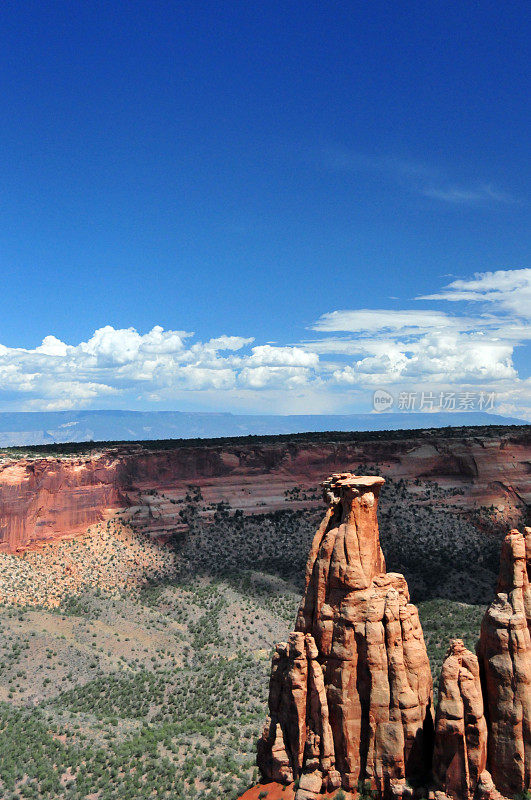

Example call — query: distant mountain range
[0,409,526,447]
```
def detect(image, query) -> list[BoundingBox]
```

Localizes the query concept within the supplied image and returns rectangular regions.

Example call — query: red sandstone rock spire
[476,527,531,798]
[433,639,488,800]
[432,527,531,800]
[257,474,434,800]
[253,476,531,800]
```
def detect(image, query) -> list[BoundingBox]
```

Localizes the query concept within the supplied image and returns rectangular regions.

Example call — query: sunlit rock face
[248,477,530,800]
[257,474,434,800]
[0,456,126,552]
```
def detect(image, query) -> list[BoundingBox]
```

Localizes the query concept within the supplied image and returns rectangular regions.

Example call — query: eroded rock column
[433,639,488,800]
[257,474,434,799]
[476,528,531,798]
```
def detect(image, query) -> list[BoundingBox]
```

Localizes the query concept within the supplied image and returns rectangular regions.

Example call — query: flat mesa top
[325,473,385,489]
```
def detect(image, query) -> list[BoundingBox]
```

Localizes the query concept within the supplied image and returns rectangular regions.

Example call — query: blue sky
[0,2,529,418]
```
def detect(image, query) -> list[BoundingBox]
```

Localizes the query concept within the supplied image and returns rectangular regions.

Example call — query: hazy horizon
[0,407,526,448]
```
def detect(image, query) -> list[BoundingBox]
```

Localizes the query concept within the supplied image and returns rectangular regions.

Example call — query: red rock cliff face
[120,432,530,509]
[257,474,434,800]
[0,428,528,553]
[0,455,126,552]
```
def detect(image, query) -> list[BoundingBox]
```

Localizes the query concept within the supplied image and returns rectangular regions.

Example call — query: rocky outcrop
[476,528,531,798]
[433,640,488,800]
[257,631,339,789]
[251,474,531,800]
[431,527,531,800]
[257,474,434,799]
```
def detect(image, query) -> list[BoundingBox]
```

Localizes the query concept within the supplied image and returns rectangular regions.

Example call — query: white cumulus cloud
[0,269,529,418]
[247,345,319,367]
[418,268,531,318]
[0,326,320,410]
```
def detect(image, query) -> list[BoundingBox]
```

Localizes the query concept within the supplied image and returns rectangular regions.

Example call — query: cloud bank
[1,269,530,419]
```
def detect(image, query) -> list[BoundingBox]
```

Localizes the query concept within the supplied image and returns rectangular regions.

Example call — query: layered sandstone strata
[257,474,434,799]
[0,426,528,554]
[476,528,531,797]
[0,455,126,552]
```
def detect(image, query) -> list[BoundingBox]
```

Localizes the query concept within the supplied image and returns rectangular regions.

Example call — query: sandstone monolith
[433,639,488,800]
[257,474,434,799]
[476,528,531,798]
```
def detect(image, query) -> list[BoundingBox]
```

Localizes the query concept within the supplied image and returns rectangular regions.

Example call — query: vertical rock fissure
[356,626,371,780]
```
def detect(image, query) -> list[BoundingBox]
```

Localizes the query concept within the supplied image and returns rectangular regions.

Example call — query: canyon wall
[0,426,528,553]
[0,455,126,552]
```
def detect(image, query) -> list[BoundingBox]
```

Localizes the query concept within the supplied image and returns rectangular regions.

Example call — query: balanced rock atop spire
[257,474,434,800]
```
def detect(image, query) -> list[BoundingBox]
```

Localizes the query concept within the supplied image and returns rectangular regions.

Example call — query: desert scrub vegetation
[0,469,514,798]
[417,599,485,700]
[0,570,280,799]
[0,521,177,609]
[172,475,504,604]
[0,574,489,797]
[52,670,167,719]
